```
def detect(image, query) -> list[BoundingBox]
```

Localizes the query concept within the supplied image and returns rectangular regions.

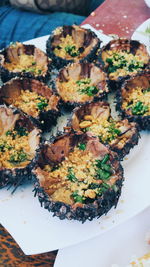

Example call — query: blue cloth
[0,6,85,49]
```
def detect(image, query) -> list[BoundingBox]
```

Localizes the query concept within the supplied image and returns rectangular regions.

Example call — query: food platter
[0,25,150,256]
[54,206,150,267]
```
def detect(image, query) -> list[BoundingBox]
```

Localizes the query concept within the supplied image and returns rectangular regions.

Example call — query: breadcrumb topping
[122,86,150,116]
[12,90,49,117]
[39,147,118,205]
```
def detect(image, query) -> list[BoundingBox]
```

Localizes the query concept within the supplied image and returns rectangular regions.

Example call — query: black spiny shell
[56,62,109,109]
[46,25,101,69]
[116,71,150,130]
[0,42,51,83]
[0,77,60,131]
[70,101,139,159]
[0,105,41,191]
[98,38,150,91]
[33,132,124,223]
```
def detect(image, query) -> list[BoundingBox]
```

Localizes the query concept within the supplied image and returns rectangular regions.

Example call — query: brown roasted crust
[33,132,124,223]
[46,25,101,69]
[56,62,109,109]
[70,101,139,159]
[0,42,51,83]
[116,71,150,130]
[0,77,60,131]
[0,105,41,191]
[98,38,150,90]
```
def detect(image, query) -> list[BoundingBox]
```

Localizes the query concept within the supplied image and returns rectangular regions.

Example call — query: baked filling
[12,90,49,117]
[58,77,99,102]
[4,54,44,75]
[54,35,82,60]
[0,126,33,169]
[122,86,150,116]
[38,147,118,205]
[103,51,146,80]
[79,115,133,148]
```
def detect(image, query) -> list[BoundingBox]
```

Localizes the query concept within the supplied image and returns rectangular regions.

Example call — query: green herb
[67,167,78,182]
[101,154,109,164]
[9,150,28,164]
[65,45,80,57]
[27,68,35,73]
[96,168,111,180]
[16,126,28,137]
[5,130,13,136]
[32,61,36,65]
[88,183,100,189]
[0,143,5,152]
[84,127,91,132]
[97,183,110,196]
[131,101,149,115]
[5,127,28,138]
[106,53,144,74]
[36,99,48,111]
[79,86,98,96]
[76,79,91,86]
[95,154,112,181]
[71,190,85,203]
[51,165,60,171]
[143,88,150,94]
[128,60,144,72]
[38,69,42,74]
[78,143,86,151]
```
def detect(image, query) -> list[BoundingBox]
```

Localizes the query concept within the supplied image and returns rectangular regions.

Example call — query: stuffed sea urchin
[33,132,124,222]
[56,62,108,108]
[0,77,60,131]
[117,72,150,130]
[99,39,150,90]
[46,25,101,68]
[0,42,51,83]
[70,101,139,159]
[0,105,41,190]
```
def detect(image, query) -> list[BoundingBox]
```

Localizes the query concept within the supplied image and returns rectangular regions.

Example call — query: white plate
[0,25,150,256]
[54,207,150,267]
[132,18,150,53]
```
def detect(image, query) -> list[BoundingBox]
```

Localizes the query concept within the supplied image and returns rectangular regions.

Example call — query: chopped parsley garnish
[9,150,28,164]
[76,78,98,96]
[5,127,28,138]
[79,86,98,96]
[143,87,150,94]
[107,124,121,141]
[88,183,100,189]
[76,79,91,86]
[78,143,86,151]
[71,190,85,203]
[98,122,121,143]
[51,165,60,172]
[97,183,110,196]
[36,98,48,111]
[38,69,42,74]
[131,101,149,115]
[65,45,80,57]
[84,127,91,132]
[95,154,112,181]
[67,167,78,182]
[5,130,13,136]
[0,143,6,152]
[106,52,144,74]
[88,182,110,196]
[15,126,28,137]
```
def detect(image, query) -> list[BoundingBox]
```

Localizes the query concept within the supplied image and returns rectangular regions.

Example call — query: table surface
[0,0,149,266]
